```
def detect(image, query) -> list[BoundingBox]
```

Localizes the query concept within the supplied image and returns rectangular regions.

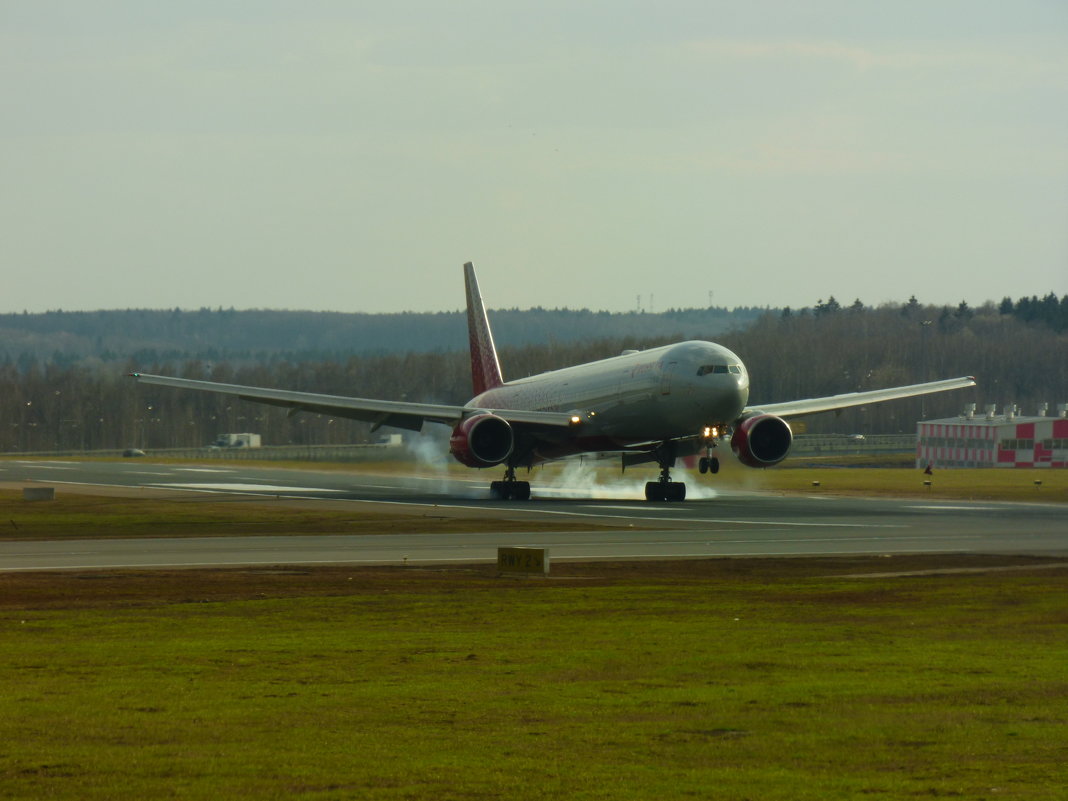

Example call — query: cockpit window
[697,364,730,376]
[698,364,743,376]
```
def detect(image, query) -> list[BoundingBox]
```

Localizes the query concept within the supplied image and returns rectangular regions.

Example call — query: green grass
[2,560,1066,800]
[0,490,619,542]
[736,465,1068,502]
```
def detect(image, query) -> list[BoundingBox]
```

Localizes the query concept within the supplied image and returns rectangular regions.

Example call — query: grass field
[2,558,1066,800]
[719,463,1068,503]
[1,460,1066,798]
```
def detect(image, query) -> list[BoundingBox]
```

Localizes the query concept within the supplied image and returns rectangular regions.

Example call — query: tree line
[0,305,763,366]
[1,295,1064,453]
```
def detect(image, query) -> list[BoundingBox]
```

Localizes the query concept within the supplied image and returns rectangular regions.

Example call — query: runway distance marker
[497,546,550,576]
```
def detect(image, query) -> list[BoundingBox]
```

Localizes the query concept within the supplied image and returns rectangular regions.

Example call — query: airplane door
[660,361,676,395]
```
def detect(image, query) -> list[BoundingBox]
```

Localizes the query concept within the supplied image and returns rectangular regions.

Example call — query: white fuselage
[468,340,749,446]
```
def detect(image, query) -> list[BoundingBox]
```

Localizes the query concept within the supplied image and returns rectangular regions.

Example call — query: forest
[0,293,1064,453]
[0,304,763,365]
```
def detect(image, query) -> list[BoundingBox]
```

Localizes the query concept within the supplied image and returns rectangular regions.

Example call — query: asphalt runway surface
[2,459,1066,571]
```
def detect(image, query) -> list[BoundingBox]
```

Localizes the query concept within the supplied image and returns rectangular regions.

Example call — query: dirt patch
[1,554,1062,611]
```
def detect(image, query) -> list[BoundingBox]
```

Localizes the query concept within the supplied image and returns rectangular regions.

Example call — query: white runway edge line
[906,505,1002,512]
[9,461,80,465]
[7,465,76,470]
[41,480,345,497]
[151,483,348,493]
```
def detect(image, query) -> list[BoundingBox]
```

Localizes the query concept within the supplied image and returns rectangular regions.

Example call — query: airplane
[130,262,976,501]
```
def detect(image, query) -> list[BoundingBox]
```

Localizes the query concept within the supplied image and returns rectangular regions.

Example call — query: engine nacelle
[731,413,793,468]
[449,413,514,467]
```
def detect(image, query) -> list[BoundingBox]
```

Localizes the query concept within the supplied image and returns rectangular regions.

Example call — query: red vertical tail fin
[464,262,504,395]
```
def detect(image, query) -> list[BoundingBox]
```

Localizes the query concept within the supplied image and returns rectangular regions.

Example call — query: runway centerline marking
[906,505,1001,512]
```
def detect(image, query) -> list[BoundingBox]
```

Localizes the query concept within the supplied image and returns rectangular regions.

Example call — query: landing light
[702,426,719,439]
[570,415,582,425]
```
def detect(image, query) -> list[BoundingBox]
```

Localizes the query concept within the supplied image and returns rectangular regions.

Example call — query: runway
[2,459,1066,571]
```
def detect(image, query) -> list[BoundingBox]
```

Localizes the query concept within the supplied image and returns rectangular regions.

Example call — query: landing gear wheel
[645,442,688,501]
[700,445,721,475]
[489,471,531,501]
[645,481,686,502]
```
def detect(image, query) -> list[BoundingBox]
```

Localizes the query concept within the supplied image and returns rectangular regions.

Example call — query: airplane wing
[128,373,579,432]
[744,376,976,419]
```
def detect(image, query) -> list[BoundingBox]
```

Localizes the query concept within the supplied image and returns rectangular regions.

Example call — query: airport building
[916,404,1068,469]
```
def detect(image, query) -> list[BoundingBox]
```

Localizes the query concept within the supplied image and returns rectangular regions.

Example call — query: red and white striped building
[916,404,1068,469]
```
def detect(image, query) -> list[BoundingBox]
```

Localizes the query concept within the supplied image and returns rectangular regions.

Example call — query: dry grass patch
[0,488,618,541]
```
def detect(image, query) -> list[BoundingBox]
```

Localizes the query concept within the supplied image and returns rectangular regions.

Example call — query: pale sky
[2,1,1066,314]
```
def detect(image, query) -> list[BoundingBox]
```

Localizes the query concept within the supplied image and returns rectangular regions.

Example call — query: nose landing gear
[698,426,722,475]
[698,455,720,474]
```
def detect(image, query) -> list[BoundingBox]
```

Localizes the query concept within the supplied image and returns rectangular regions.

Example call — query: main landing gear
[644,430,722,501]
[489,466,531,501]
[645,443,686,502]
[645,472,686,502]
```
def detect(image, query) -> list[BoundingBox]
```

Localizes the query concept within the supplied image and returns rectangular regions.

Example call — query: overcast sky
[2,1,1066,314]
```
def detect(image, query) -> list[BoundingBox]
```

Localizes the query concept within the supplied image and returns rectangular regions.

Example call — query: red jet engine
[731,414,793,468]
[449,414,514,467]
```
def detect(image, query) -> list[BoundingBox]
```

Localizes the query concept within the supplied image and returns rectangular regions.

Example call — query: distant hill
[0,306,765,365]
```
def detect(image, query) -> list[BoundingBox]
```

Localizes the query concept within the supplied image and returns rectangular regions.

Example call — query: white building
[916,404,1068,469]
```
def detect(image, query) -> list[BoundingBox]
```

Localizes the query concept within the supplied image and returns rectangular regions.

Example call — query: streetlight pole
[920,320,932,420]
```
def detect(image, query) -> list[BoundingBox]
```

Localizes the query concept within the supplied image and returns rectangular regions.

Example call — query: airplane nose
[692,374,747,421]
